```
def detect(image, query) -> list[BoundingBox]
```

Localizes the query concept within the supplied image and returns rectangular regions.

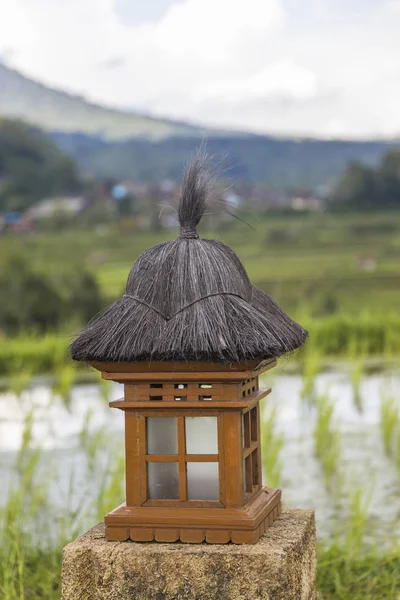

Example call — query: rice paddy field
[1,210,400,599]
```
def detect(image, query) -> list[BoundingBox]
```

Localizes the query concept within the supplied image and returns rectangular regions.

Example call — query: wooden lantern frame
[91,358,281,544]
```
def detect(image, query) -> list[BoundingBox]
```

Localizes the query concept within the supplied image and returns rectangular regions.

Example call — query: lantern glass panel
[147,462,179,499]
[147,417,178,454]
[185,416,218,454]
[187,462,219,500]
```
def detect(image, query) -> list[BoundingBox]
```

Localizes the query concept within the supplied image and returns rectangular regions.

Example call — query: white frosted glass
[147,417,177,454]
[187,462,219,500]
[148,462,179,499]
[185,417,218,454]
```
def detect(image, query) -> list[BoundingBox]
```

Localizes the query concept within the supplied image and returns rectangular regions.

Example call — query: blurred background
[0,1,400,599]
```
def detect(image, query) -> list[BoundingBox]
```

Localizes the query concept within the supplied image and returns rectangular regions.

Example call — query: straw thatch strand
[70,154,308,364]
[178,149,214,235]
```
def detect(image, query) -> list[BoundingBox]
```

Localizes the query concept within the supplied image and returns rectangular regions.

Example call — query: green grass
[317,545,400,600]
[1,311,400,380]
[1,210,399,375]
[2,209,399,313]
[1,210,400,598]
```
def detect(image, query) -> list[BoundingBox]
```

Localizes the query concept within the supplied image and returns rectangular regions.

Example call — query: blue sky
[1,0,399,138]
[114,0,185,25]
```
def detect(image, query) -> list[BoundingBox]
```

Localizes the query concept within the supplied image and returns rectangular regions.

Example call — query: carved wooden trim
[105,491,282,544]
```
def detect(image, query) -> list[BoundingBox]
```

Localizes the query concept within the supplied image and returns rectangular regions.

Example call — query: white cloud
[149,0,284,59]
[387,0,400,10]
[0,0,400,138]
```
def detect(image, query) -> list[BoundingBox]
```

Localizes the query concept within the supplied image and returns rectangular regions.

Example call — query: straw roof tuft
[70,154,307,364]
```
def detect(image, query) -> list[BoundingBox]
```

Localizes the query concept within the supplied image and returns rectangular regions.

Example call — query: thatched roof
[70,155,307,364]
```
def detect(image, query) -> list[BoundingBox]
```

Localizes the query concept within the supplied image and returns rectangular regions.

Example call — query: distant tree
[0,251,105,334]
[0,253,65,333]
[329,150,400,211]
[118,194,134,217]
[328,161,377,210]
[0,118,81,212]
[62,268,105,324]
[375,149,400,208]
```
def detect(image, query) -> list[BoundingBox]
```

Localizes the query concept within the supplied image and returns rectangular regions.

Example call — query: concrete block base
[62,509,317,600]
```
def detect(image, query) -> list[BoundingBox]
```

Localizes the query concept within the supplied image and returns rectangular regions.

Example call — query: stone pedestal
[62,509,317,600]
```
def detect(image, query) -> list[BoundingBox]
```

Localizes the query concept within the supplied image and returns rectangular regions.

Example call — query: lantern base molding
[62,509,317,600]
[104,487,281,544]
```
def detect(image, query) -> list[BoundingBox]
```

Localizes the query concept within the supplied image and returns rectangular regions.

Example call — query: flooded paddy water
[1,366,399,546]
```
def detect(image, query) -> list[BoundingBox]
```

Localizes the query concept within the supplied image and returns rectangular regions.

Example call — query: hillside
[0,62,215,141]
[1,62,399,188]
[52,132,399,189]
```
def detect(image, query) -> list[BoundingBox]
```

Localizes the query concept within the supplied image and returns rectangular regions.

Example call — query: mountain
[1,62,399,188]
[52,132,399,189]
[0,62,217,141]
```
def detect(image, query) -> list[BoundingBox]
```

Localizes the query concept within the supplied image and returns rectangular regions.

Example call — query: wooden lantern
[70,155,307,545]
[91,358,281,544]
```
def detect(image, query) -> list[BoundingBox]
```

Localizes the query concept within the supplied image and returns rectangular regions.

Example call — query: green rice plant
[1,310,400,383]
[383,321,397,367]
[0,522,24,600]
[0,483,61,599]
[15,410,37,475]
[347,337,368,412]
[344,483,373,552]
[350,360,364,412]
[303,312,400,357]
[95,453,126,523]
[313,393,341,490]
[0,332,67,377]
[7,355,37,398]
[52,361,76,409]
[86,426,109,473]
[99,376,112,405]
[300,338,322,403]
[380,394,399,456]
[396,431,400,475]
[78,408,94,448]
[0,412,48,599]
[78,411,110,473]
[261,405,284,489]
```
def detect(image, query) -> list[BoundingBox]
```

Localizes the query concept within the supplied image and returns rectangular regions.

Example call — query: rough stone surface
[62,509,317,600]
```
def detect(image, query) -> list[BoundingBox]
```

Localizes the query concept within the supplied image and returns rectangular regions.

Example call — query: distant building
[224,191,242,208]
[160,179,176,194]
[117,181,150,198]
[291,195,323,211]
[111,184,128,201]
[26,196,87,221]
[2,211,22,226]
[0,211,33,234]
